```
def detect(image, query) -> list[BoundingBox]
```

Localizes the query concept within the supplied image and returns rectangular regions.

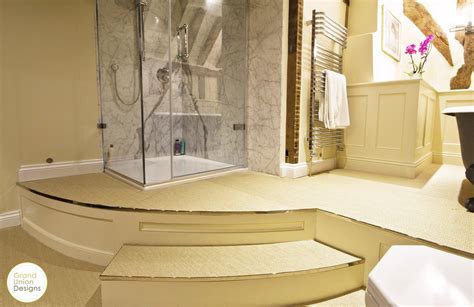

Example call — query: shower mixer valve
[156,67,170,83]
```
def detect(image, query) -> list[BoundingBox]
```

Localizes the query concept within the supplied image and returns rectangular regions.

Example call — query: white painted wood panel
[343,80,435,178]
[376,93,406,151]
[346,95,368,148]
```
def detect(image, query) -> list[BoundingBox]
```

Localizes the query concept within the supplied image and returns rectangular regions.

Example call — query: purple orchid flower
[419,34,434,54]
[404,34,434,77]
[405,44,417,55]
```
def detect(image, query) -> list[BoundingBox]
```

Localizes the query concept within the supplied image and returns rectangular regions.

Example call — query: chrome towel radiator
[309,11,347,158]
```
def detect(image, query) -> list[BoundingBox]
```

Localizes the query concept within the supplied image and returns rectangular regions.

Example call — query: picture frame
[382,6,401,62]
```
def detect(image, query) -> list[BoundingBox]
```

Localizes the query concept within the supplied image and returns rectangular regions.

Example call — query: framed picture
[382,6,401,61]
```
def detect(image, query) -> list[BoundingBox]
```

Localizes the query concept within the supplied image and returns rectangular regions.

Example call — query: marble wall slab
[247,0,284,175]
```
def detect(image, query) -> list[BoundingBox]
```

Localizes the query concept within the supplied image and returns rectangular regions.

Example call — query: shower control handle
[156,67,170,83]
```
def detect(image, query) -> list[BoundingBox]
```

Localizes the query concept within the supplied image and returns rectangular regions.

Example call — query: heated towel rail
[309,11,347,157]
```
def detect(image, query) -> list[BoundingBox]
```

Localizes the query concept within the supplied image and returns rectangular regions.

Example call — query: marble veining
[247,0,284,175]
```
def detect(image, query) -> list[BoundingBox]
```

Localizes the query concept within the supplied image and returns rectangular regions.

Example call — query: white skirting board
[280,159,336,178]
[432,152,463,166]
[280,163,309,178]
[340,153,432,179]
[0,210,21,229]
[18,159,104,182]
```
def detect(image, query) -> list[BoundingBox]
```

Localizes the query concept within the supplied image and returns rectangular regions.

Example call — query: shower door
[98,0,247,186]
[97,0,151,185]
[143,0,248,184]
[139,0,173,184]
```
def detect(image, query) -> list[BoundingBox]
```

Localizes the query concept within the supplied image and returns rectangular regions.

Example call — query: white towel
[319,70,350,129]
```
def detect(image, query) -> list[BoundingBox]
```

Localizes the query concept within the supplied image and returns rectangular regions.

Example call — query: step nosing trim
[99,259,364,282]
[18,184,309,215]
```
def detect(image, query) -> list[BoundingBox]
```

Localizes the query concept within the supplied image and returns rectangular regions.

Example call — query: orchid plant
[404,34,434,78]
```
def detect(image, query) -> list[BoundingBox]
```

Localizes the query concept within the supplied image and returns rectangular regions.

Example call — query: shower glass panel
[164,0,247,181]
[97,0,247,187]
[97,0,147,184]
[140,0,173,183]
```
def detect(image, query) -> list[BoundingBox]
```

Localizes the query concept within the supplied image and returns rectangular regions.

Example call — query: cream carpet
[101,241,361,280]
[20,164,474,254]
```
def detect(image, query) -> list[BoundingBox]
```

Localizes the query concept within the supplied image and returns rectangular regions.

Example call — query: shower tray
[106,156,235,187]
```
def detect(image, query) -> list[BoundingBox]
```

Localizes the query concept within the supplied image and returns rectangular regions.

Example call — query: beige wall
[342,0,378,84]
[0,0,21,214]
[374,0,470,91]
[346,0,378,36]
[0,0,101,213]
[345,0,472,91]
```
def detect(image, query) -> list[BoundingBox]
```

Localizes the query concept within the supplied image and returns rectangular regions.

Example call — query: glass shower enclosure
[96,0,247,187]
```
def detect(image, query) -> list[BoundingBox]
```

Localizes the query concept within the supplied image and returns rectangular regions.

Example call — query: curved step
[100,240,364,306]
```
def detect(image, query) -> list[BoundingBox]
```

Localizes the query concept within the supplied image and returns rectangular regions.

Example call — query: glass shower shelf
[153,112,222,117]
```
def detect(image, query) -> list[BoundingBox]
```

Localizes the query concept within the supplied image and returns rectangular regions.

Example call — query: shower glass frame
[96,0,248,187]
